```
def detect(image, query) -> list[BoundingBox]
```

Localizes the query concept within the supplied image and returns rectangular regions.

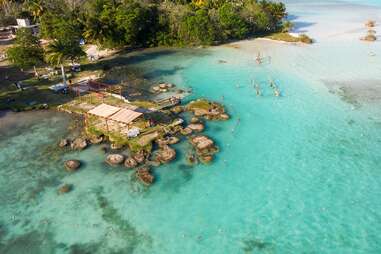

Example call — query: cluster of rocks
[152,83,175,93]
[189,135,219,164]
[58,97,229,187]
[59,137,89,150]
[103,150,155,185]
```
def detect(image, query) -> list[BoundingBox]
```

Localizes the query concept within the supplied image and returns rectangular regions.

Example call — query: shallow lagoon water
[1,1,381,253]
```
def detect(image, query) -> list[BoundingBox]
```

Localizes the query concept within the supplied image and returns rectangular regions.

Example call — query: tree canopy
[6,28,44,69]
[8,0,287,48]
[17,0,287,48]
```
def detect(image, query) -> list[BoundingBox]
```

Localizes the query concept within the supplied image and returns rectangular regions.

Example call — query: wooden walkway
[156,97,181,109]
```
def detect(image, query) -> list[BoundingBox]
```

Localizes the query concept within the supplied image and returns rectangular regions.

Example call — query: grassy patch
[266,33,313,44]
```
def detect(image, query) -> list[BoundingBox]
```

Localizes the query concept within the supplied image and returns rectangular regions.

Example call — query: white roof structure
[87,103,143,124]
[88,103,120,118]
[109,108,142,124]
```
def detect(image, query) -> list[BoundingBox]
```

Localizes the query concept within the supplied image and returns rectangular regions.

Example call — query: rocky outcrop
[186,99,229,121]
[136,167,154,186]
[124,157,138,169]
[155,145,176,163]
[133,151,146,164]
[187,123,204,132]
[190,135,214,150]
[64,160,81,172]
[189,135,219,164]
[106,154,125,166]
[58,184,72,194]
[71,138,88,150]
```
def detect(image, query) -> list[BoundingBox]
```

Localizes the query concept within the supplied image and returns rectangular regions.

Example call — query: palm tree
[45,39,85,86]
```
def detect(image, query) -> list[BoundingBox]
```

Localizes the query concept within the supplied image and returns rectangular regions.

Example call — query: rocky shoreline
[57,93,230,188]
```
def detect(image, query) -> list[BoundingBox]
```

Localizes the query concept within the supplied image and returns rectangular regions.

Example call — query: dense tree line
[2,0,288,48]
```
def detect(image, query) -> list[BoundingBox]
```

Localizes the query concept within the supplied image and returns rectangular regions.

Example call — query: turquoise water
[2,2,381,254]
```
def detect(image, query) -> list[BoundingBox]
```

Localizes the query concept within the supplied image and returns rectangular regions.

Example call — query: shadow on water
[292,21,316,33]
[0,230,56,254]
[93,188,153,253]
[241,237,274,253]
[286,14,316,33]
[82,49,179,73]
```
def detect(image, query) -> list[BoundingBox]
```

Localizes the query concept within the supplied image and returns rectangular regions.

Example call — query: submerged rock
[106,154,125,166]
[71,138,88,150]
[136,167,154,186]
[156,145,176,163]
[152,83,175,93]
[187,123,204,132]
[124,157,138,169]
[64,160,81,172]
[58,184,72,194]
[59,139,69,148]
[200,155,213,163]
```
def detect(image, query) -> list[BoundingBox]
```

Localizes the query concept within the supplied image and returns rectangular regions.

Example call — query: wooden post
[106,118,109,133]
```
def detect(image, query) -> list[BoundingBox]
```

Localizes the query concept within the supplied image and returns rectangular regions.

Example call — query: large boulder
[156,145,176,163]
[106,154,125,166]
[136,167,154,186]
[187,123,204,132]
[71,138,88,150]
[124,157,138,169]
[64,160,81,172]
[191,136,214,150]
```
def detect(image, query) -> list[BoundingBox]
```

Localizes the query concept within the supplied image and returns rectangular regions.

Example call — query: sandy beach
[224,0,381,114]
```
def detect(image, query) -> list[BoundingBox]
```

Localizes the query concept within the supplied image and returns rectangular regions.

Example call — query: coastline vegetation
[2,0,288,48]
[266,32,313,44]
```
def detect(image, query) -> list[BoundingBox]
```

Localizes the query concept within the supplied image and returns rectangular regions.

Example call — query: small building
[87,103,144,135]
